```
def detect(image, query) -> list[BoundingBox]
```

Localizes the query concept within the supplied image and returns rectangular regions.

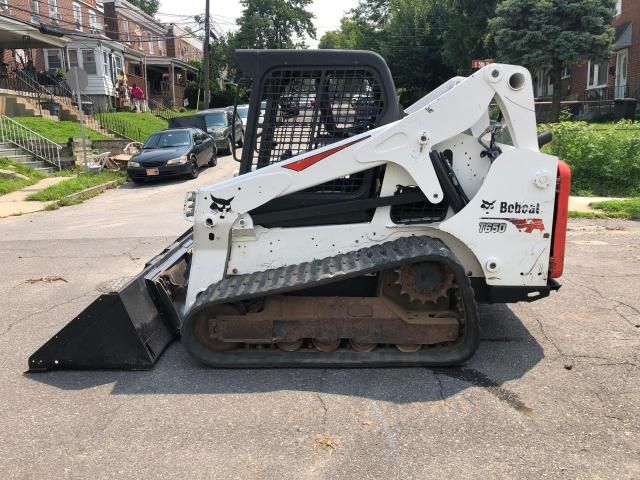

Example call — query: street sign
[471,59,494,69]
[66,66,88,91]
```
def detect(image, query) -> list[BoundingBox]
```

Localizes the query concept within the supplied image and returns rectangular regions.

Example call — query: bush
[540,121,640,196]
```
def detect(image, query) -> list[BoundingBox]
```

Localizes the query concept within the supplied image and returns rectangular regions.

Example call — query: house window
[68,49,79,68]
[72,3,82,31]
[82,49,97,74]
[148,32,154,54]
[30,0,40,22]
[113,55,124,76]
[89,10,99,33]
[123,20,130,43]
[48,0,59,21]
[588,60,608,88]
[137,35,143,50]
[158,39,163,56]
[45,49,64,73]
[561,66,570,79]
[615,0,622,16]
[102,51,110,77]
[96,0,104,12]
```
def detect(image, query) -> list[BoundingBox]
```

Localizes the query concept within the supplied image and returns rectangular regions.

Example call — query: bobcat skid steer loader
[28,50,570,371]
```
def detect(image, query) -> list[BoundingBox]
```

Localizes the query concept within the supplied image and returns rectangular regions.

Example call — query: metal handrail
[15,70,54,105]
[0,115,61,170]
[148,98,178,121]
[41,72,95,108]
[0,71,45,114]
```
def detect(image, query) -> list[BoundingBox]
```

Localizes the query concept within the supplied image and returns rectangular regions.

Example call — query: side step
[27,229,193,372]
[181,236,480,368]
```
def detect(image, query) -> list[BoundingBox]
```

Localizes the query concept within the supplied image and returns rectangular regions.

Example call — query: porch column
[171,62,175,108]
[142,55,148,104]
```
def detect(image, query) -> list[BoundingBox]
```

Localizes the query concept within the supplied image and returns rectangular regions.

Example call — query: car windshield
[204,112,226,127]
[144,131,191,149]
[237,107,248,119]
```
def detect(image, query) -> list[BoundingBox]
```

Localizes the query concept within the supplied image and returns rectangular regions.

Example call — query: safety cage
[235,50,446,227]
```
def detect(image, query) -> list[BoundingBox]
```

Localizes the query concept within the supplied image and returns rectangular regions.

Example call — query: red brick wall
[104,4,164,56]
[614,0,640,98]
[569,0,640,100]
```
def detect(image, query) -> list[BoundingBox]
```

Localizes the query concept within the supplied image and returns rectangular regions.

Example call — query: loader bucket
[27,229,193,372]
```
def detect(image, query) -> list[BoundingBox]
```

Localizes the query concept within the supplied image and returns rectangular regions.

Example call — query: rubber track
[181,236,480,367]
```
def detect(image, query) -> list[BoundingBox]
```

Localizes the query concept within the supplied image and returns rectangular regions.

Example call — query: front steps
[0,142,57,174]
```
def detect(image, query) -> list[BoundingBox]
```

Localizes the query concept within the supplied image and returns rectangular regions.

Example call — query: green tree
[441,0,499,74]
[490,0,615,122]
[380,0,453,105]
[319,0,454,104]
[234,0,316,49]
[127,0,160,17]
[319,0,389,51]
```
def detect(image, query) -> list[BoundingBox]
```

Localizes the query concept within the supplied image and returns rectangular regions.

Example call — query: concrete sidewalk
[569,196,622,213]
[0,177,66,218]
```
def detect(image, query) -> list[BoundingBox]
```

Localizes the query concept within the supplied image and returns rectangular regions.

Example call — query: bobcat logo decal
[481,199,496,210]
[210,195,234,218]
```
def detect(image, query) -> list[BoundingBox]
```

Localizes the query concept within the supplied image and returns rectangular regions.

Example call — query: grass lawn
[96,112,168,141]
[12,117,110,143]
[26,170,125,202]
[590,198,640,220]
[0,158,44,196]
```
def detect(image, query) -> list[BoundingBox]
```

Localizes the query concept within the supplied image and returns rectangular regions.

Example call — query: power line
[8,4,204,43]
[27,0,203,35]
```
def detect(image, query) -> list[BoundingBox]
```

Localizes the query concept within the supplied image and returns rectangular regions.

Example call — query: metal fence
[148,98,179,122]
[93,109,144,142]
[0,115,61,170]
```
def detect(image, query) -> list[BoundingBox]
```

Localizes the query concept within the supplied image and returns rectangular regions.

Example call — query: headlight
[166,155,189,165]
[128,160,140,167]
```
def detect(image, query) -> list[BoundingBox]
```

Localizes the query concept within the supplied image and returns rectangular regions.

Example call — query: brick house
[0,0,201,111]
[535,0,638,118]
[104,0,199,109]
[0,0,130,109]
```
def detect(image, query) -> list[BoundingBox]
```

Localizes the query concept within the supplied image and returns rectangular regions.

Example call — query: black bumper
[472,278,562,304]
[127,163,191,180]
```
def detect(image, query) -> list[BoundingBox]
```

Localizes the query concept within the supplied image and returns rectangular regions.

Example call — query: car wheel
[237,131,244,147]
[189,158,199,179]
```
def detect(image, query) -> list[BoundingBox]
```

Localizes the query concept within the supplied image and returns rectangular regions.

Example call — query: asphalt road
[1,154,639,479]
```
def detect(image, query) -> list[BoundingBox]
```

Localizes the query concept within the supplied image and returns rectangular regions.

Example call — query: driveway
[0,153,638,479]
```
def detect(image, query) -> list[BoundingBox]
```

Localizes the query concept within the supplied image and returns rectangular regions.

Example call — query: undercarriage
[181,236,479,367]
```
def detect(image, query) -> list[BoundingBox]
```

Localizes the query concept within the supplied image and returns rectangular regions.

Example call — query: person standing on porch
[130,83,144,112]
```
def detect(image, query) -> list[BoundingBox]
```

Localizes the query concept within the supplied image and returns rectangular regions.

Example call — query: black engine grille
[391,186,449,224]
[140,160,166,167]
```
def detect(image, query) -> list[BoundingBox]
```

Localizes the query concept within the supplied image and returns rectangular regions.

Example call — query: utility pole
[202,0,211,110]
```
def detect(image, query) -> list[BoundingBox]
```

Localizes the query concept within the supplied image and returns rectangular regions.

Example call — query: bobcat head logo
[210,195,234,218]
[481,199,496,210]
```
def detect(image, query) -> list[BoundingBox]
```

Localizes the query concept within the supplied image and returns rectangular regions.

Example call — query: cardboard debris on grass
[314,434,337,452]
[23,275,68,284]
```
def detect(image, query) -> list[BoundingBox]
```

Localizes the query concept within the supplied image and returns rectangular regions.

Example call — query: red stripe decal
[507,218,545,233]
[282,136,370,172]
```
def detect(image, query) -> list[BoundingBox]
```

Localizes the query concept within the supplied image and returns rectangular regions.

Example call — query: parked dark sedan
[127,128,216,183]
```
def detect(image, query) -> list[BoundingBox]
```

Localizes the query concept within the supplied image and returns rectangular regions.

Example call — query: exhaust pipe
[27,229,193,372]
